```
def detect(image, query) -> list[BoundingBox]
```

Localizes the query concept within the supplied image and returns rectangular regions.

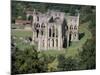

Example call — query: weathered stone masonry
[26,9,80,50]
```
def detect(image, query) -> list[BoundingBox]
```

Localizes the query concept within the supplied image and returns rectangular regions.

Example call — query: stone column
[58,25,62,50]
[67,30,69,48]
[54,25,56,49]
[32,20,35,45]
[47,26,49,50]
[38,29,41,50]
[50,39,52,49]
[71,32,73,41]
[44,23,48,50]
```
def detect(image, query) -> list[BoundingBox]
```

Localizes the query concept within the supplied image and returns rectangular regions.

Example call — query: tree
[79,38,96,69]
[57,54,79,71]
[11,45,56,74]
[11,46,40,74]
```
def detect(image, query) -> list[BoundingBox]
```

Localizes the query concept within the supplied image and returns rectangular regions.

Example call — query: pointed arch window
[52,39,54,47]
[36,29,39,38]
[74,25,77,30]
[37,16,39,21]
[41,23,45,28]
[36,23,40,28]
[49,28,51,37]
[52,26,55,37]
[56,28,58,37]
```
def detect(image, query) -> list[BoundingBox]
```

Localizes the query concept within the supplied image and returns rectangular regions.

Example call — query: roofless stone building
[26,9,80,50]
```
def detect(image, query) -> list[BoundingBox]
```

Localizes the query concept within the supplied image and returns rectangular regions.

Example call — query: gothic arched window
[36,23,40,28]
[49,28,51,37]
[37,16,39,21]
[56,28,58,37]
[41,23,45,28]
[36,29,39,38]
[52,26,55,37]
[74,26,77,30]
[52,39,54,47]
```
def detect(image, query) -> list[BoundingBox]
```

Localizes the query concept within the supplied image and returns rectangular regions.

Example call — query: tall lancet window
[52,26,55,37]
[49,28,51,37]
[36,29,39,38]
[56,28,58,37]
[37,16,39,21]
[52,39,54,47]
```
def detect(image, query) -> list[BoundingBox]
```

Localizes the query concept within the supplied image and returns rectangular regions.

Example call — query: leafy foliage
[79,38,96,69]
[57,54,79,71]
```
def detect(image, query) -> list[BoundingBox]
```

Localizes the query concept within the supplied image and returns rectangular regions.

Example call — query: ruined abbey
[26,9,80,50]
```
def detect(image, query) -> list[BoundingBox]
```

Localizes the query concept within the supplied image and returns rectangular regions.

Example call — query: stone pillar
[67,30,69,48]
[50,39,52,49]
[38,38,40,50]
[38,29,41,50]
[71,32,73,41]
[53,39,56,49]
[60,25,63,49]
[54,25,56,49]
[58,25,62,50]
[32,21,35,45]
[44,23,48,50]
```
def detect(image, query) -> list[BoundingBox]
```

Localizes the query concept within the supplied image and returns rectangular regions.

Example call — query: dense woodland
[11,1,96,74]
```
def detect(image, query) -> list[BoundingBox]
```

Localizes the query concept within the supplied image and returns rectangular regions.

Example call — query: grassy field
[11,29,33,38]
[11,29,33,50]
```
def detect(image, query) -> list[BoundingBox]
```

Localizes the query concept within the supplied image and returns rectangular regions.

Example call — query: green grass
[40,50,66,57]
[11,29,33,38]
[11,24,24,29]
[11,29,33,50]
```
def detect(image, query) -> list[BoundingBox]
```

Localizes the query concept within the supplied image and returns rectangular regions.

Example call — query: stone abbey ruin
[26,9,80,50]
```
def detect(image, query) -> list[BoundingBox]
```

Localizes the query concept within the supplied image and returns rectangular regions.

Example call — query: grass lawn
[11,29,33,38]
[11,29,33,50]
